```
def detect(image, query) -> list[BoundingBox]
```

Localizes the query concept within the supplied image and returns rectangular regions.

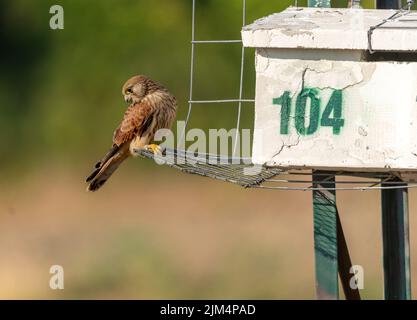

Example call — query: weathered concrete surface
[244,7,417,172]
[251,51,417,171]
[242,7,417,51]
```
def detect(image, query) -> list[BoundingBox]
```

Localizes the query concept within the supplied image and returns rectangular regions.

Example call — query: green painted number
[273,88,344,135]
[320,90,344,134]
[295,88,320,135]
[272,91,291,134]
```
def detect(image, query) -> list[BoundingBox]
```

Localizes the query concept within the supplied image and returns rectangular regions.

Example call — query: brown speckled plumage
[86,75,177,191]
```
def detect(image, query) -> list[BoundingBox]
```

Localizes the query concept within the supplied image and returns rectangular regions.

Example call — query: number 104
[273,88,345,135]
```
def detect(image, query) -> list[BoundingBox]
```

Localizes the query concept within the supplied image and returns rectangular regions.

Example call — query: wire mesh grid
[180,0,249,154]
[172,0,417,191]
[135,148,283,188]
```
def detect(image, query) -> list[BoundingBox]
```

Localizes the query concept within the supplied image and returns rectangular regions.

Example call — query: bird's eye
[126,88,133,94]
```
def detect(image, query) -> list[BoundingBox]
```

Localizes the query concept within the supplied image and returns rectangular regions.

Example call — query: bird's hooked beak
[124,95,132,104]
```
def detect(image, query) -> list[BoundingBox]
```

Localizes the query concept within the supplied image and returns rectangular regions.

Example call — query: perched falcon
[86,75,177,191]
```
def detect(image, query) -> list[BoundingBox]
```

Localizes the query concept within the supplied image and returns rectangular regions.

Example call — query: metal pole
[312,176,361,300]
[375,0,402,8]
[375,0,412,300]
[308,0,331,7]
[312,172,339,299]
[381,179,411,299]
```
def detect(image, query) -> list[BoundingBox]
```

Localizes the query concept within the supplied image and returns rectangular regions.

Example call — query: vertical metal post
[308,0,331,7]
[381,179,411,299]
[375,0,402,8]
[312,172,339,299]
[375,0,412,301]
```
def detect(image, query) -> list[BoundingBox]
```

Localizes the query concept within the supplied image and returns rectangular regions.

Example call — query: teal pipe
[308,0,331,7]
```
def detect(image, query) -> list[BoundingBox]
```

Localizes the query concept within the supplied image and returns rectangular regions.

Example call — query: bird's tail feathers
[94,145,120,170]
[86,150,128,192]
[86,145,120,183]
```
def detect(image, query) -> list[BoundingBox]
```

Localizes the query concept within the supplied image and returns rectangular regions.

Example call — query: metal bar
[188,99,255,104]
[378,26,417,29]
[233,0,246,157]
[265,179,401,184]
[192,40,242,44]
[381,178,412,300]
[288,171,392,178]
[337,211,361,300]
[255,184,416,191]
[179,0,196,149]
[312,172,339,299]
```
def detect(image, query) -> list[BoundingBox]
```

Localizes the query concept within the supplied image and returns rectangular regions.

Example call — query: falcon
[86,75,177,191]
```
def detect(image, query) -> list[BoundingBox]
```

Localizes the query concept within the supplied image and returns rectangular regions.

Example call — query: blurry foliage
[0,0,406,172]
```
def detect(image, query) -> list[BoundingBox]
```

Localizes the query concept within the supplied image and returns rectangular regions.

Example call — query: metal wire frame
[174,0,417,191]
[192,40,242,43]
[179,0,250,151]
[136,146,417,191]
[255,172,417,191]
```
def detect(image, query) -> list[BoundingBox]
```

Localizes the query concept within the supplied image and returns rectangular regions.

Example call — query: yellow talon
[144,144,162,155]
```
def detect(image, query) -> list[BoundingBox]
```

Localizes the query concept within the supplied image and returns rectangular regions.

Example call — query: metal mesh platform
[134,148,283,188]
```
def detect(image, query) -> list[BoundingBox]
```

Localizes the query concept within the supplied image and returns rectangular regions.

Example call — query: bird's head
[122,75,149,104]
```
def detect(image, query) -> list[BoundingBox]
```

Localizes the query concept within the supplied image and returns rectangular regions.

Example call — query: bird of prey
[86,75,177,191]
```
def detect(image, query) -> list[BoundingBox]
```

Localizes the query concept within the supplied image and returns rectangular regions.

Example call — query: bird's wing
[88,101,154,182]
[113,101,154,146]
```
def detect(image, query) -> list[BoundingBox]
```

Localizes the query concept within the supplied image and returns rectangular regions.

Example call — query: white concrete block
[251,53,417,171]
[242,7,417,52]
[244,7,417,172]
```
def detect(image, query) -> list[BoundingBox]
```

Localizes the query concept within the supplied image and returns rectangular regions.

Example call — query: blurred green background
[1,0,417,299]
